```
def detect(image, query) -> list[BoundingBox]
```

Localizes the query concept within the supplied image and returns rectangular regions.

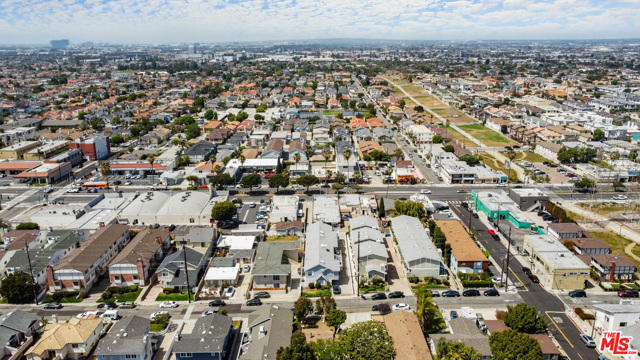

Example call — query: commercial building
[47,224,131,292]
[13,161,73,184]
[508,188,549,212]
[473,190,536,229]
[69,135,111,161]
[439,160,507,185]
[523,234,590,290]
[436,220,489,275]
[304,221,342,286]
[593,304,640,334]
[24,141,69,160]
[0,141,41,160]
[390,215,445,278]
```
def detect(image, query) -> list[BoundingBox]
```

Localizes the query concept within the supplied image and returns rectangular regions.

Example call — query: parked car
[201,309,216,316]
[521,267,531,275]
[246,298,262,306]
[333,284,341,295]
[491,277,503,285]
[388,291,405,299]
[253,291,271,298]
[98,302,118,309]
[88,188,98,193]
[528,274,539,283]
[484,288,500,296]
[44,302,63,309]
[613,195,628,200]
[208,300,226,307]
[487,229,496,235]
[497,183,506,187]
[451,310,458,320]
[159,301,178,308]
[618,289,639,298]
[120,302,136,309]
[569,290,587,298]
[224,287,236,298]
[392,303,411,311]
[457,189,466,193]
[113,180,122,185]
[429,290,440,297]
[442,290,460,297]
[420,189,432,194]
[371,293,387,300]
[463,289,480,297]
[150,311,168,320]
[579,334,596,348]
[243,264,251,273]
[472,213,479,219]
[371,305,380,312]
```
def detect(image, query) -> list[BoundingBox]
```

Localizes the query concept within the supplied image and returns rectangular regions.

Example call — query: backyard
[432,107,477,124]
[266,235,298,242]
[458,124,518,147]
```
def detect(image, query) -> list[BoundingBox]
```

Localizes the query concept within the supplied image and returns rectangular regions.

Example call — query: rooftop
[390,215,442,264]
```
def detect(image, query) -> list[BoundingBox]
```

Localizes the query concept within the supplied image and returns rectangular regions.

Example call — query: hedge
[52,291,80,301]
[574,307,595,321]
[106,285,139,294]
[462,280,494,288]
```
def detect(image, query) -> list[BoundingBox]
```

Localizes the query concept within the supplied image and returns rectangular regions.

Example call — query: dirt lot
[414,95,447,108]
[431,107,478,124]
[402,84,429,96]
[440,126,478,148]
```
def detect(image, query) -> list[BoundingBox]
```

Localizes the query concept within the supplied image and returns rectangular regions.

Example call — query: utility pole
[503,227,512,291]
[25,242,39,305]
[356,233,360,297]
[182,241,192,303]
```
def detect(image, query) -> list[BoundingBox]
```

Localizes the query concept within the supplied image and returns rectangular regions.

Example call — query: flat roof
[312,195,341,224]
[475,190,534,224]
[525,235,590,270]
[0,141,39,151]
[390,215,442,264]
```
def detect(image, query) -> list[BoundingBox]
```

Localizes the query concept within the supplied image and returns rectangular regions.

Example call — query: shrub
[309,282,315,289]
[408,276,420,284]
[371,277,384,286]
[102,291,113,300]
[496,310,507,320]
[462,280,493,288]
[52,292,65,301]
[78,290,89,299]
[315,281,321,289]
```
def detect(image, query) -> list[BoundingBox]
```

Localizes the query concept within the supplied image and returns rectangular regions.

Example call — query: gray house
[173,314,232,360]
[239,305,293,360]
[0,310,42,360]
[251,241,300,292]
[155,247,206,290]
[304,222,342,286]
[183,142,216,163]
[95,316,152,360]
[390,215,445,278]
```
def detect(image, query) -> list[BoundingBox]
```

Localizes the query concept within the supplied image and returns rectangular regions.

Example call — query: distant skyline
[0,0,639,45]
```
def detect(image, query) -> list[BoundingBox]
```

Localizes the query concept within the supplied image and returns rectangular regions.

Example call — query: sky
[0,0,639,44]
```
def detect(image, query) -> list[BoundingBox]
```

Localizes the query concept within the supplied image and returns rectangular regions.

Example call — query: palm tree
[342,149,352,183]
[353,171,362,184]
[293,152,301,176]
[214,165,222,175]
[505,150,517,185]
[99,162,111,191]
[385,166,394,197]
[322,149,332,170]
[326,169,333,186]
[148,155,156,185]
[394,148,404,164]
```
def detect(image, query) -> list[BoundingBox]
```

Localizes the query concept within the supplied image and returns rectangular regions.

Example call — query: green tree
[204,110,216,120]
[443,145,455,153]
[16,222,40,230]
[433,135,443,144]
[593,129,605,141]
[574,178,596,192]
[436,338,482,360]
[130,125,142,138]
[296,174,319,193]
[459,154,480,166]
[612,180,625,192]
[268,173,289,194]
[210,201,237,222]
[240,174,262,194]
[184,123,201,139]
[311,338,344,360]
[369,149,390,162]
[339,320,394,360]
[394,200,425,218]
[0,270,40,304]
[378,198,385,216]
[500,124,508,134]
[90,117,104,130]
[326,309,347,339]
[210,173,233,190]
[110,135,125,145]
[315,293,336,320]
[503,303,547,334]
[276,331,316,360]
[489,330,544,360]
[399,99,406,109]
[416,284,446,334]
[293,297,314,323]
[276,157,283,174]
[174,115,196,125]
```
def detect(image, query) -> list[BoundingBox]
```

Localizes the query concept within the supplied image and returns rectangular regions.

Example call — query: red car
[618,289,639,298]
[263,173,273,179]
[487,229,496,235]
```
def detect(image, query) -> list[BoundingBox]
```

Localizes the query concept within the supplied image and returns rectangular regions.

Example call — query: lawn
[438,126,478,148]
[413,95,448,108]
[480,154,520,183]
[301,289,332,298]
[458,124,518,147]
[155,293,195,301]
[150,324,165,332]
[98,288,142,303]
[589,231,640,267]
[508,151,552,164]
[402,97,418,108]
[432,107,477,124]
[266,235,298,242]
[322,110,343,116]
[402,84,428,96]
[42,295,84,304]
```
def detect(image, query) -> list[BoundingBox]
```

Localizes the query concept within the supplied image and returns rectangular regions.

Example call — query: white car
[201,310,216,317]
[491,277,503,285]
[420,189,432,194]
[392,303,411,311]
[67,188,80,193]
[76,311,99,318]
[159,301,178,308]
[224,287,236,298]
[249,202,256,208]
[125,174,132,179]
[497,183,506,187]
[150,311,169,320]
[125,181,133,185]
[613,195,628,200]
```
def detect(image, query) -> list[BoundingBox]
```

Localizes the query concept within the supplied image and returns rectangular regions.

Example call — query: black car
[451,310,458,320]
[462,289,480,297]
[521,267,531,275]
[472,213,479,219]
[246,298,262,306]
[513,145,521,149]
[528,274,540,283]
[98,302,117,310]
[44,302,63,309]
[332,284,341,295]
[484,288,500,296]
[514,185,523,188]
[208,300,226,307]
[253,292,271,298]
[388,291,405,299]
[113,180,122,185]
[442,290,460,297]
[492,234,500,241]
[569,290,587,298]
[371,293,387,300]
[371,305,380,312]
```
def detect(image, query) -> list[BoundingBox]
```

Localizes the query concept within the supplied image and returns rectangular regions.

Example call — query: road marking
[508,268,528,291]
[577,353,583,360]
[546,312,574,348]
[451,204,459,212]
[553,317,563,324]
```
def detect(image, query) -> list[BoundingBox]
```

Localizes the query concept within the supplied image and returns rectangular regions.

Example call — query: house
[390,215,445,278]
[174,227,217,259]
[155,246,206,290]
[251,241,300,292]
[534,141,561,162]
[183,142,216,162]
[94,316,153,360]
[25,317,104,360]
[429,318,491,360]
[569,238,611,255]
[270,196,300,224]
[384,310,432,360]
[593,303,640,333]
[523,234,590,290]
[204,258,241,287]
[0,310,42,360]
[304,222,341,286]
[436,220,489,274]
[350,216,387,281]
[173,314,232,360]
[239,305,293,360]
[262,139,284,159]
[618,323,640,360]
[273,221,304,235]
[589,254,637,281]
[312,195,341,226]
[214,235,256,265]
[287,140,307,161]
[547,223,587,240]
[47,224,130,292]
[108,228,171,286]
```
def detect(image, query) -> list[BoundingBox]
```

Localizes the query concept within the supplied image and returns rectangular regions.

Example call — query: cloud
[0,0,637,43]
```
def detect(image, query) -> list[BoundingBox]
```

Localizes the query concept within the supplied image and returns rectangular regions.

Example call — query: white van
[101,310,120,321]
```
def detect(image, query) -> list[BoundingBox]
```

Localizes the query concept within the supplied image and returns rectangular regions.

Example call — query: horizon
[0,0,639,45]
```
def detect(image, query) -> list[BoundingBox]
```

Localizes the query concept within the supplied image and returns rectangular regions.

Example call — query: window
[273,275,280,281]
[620,322,627,327]
[180,354,192,358]
[125,355,137,359]
[71,344,79,349]
[132,275,139,280]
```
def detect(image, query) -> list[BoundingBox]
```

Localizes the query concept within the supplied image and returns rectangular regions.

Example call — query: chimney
[99,222,105,228]
[609,261,616,282]
[137,259,145,285]
[46,265,55,286]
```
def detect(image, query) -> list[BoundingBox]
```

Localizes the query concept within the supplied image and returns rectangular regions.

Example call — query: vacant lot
[403,84,428,96]
[438,126,478,148]
[414,95,448,108]
[432,107,477,124]
[402,97,419,108]
[458,124,518,147]
[480,154,520,183]
[589,231,640,268]
[505,151,551,164]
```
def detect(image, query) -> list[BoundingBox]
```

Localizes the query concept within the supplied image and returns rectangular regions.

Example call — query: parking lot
[521,162,580,185]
